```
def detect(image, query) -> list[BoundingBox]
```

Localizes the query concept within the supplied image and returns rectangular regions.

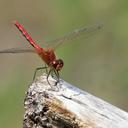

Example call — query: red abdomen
[14,21,56,66]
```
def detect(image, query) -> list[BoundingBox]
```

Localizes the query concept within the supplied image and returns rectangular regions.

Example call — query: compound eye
[52,59,64,71]
[56,59,64,71]
[58,59,64,66]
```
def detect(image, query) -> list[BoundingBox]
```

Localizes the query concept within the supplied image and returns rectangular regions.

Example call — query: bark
[23,74,128,128]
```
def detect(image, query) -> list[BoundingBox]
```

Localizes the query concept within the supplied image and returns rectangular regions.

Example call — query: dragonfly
[0,21,102,84]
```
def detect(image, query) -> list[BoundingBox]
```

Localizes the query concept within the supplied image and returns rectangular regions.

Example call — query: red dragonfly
[0,21,102,84]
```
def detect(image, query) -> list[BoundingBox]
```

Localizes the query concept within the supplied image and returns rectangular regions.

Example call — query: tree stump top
[23,74,128,128]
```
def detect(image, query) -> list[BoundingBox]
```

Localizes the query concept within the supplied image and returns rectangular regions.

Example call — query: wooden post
[23,74,128,128]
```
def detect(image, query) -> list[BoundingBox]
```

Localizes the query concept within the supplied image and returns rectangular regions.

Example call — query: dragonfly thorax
[51,59,64,71]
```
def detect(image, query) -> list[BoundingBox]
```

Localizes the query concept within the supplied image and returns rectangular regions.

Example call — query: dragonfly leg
[33,66,48,81]
[46,69,52,85]
[45,64,48,74]
[47,69,60,91]
[33,66,60,86]
[51,69,55,77]
[53,70,60,85]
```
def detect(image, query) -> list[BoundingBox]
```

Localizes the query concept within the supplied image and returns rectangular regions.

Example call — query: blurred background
[0,0,128,127]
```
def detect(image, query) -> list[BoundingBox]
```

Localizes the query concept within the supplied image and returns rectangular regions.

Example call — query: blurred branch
[23,74,128,128]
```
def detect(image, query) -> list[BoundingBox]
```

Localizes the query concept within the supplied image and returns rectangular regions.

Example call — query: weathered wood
[23,74,128,128]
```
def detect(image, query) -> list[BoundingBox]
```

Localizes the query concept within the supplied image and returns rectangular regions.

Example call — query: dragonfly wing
[0,24,102,53]
[0,47,35,54]
[46,23,103,49]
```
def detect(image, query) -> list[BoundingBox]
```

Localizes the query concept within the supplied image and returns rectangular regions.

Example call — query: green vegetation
[0,0,128,127]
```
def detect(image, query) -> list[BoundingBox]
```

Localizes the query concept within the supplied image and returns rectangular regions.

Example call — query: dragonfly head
[52,59,64,71]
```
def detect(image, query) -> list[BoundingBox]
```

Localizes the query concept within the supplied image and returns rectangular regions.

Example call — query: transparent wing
[46,23,103,49]
[0,47,35,54]
[0,23,103,54]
